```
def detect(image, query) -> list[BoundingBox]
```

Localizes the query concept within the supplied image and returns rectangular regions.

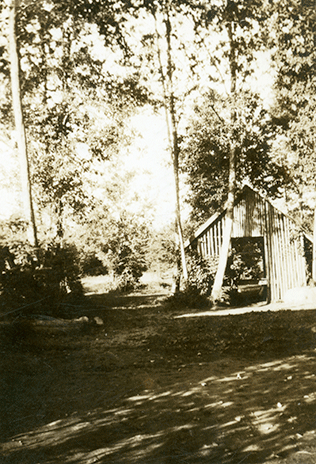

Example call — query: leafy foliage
[185,252,218,298]
[74,206,150,292]
[228,239,264,285]
[181,91,288,222]
[79,252,107,277]
[0,220,82,316]
[269,0,316,230]
[100,213,149,288]
[146,225,178,272]
[165,252,218,309]
[0,0,150,243]
[197,0,269,85]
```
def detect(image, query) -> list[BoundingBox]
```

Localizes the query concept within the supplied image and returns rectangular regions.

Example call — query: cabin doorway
[227,236,267,305]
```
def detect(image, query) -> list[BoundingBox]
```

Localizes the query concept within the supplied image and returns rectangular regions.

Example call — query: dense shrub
[165,253,218,309]
[80,252,107,276]
[0,241,82,317]
[115,269,139,293]
[75,211,150,292]
[185,253,218,297]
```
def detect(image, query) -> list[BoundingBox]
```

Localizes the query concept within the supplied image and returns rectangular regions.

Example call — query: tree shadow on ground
[1,297,316,463]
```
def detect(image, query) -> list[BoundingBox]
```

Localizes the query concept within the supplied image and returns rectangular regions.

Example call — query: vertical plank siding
[193,186,310,302]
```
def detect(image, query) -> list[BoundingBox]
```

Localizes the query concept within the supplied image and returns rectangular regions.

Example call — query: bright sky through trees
[0,57,274,227]
[0,5,275,229]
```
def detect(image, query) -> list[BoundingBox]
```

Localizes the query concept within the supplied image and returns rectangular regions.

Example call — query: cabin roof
[186,185,313,247]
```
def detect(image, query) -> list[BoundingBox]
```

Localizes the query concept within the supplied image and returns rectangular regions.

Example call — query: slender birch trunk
[211,19,237,303]
[211,147,236,302]
[167,79,188,283]
[313,207,316,282]
[159,1,188,285]
[8,0,38,247]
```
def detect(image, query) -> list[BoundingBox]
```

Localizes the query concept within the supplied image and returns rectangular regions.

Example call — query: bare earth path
[1,288,316,463]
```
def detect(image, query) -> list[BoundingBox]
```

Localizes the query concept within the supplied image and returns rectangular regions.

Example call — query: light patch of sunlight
[188,385,211,395]
[253,355,313,374]
[203,424,218,431]
[114,408,133,416]
[182,391,194,397]
[199,443,219,456]
[103,407,126,414]
[257,422,279,434]
[184,403,197,410]
[204,401,224,409]
[45,419,64,428]
[303,392,316,403]
[254,362,292,374]
[172,391,186,397]
[222,420,242,428]
[148,391,172,400]
[250,409,281,435]
[4,419,96,451]
[66,431,166,463]
[187,408,199,414]
[130,442,164,459]
[169,424,195,433]
[198,376,217,384]
[226,423,250,434]
[215,374,247,383]
[272,363,296,371]
[2,407,135,454]
[69,422,93,432]
[243,444,261,452]
[279,443,300,455]
[256,360,283,369]
[204,401,234,410]
[128,394,152,401]
[129,433,164,446]
[222,401,234,408]
[287,416,297,423]
[92,416,119,427]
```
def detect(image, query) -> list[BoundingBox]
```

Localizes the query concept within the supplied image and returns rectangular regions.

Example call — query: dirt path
[1,291,316,463]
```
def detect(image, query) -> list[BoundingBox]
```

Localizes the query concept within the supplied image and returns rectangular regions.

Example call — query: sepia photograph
[1,0,316,462]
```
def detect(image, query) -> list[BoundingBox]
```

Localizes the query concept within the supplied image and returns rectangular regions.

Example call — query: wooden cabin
[187,185,312,303]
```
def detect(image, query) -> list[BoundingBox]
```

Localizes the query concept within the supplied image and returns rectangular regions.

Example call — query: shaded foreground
[1,291,316,463]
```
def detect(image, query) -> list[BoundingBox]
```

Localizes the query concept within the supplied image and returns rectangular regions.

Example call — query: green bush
[116,269,139,293]
[80,252,107,276]
[165,253,218,309]
[0,241,83,317]
[185,253,218,297]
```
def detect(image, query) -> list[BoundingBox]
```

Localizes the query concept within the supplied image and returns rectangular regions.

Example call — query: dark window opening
[226,236,267,305]
[230,236,266,284]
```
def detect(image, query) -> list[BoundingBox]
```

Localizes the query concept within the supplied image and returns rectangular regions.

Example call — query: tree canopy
[268,0,316,230]
[2,0,316,293]
[181,91,289,222]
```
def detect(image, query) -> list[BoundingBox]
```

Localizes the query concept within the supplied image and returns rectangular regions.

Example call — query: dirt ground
[1,281,316,463]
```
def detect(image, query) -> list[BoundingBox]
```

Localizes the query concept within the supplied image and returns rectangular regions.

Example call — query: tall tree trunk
[158,1,188,285]
[210,145,236,302]
[211,19,237,303]
[8,0,38,247]
[313,207,316,282]
[168,87,188,283]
